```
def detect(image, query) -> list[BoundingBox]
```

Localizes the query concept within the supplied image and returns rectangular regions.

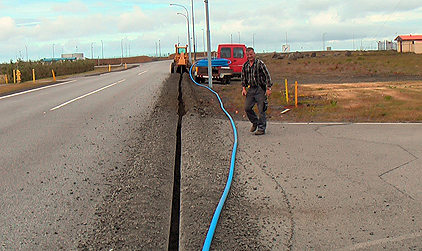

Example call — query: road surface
[0,61,170,250]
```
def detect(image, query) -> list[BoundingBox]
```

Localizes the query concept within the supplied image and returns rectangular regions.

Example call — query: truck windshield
[178,48,186,53]
[233,48,244,58]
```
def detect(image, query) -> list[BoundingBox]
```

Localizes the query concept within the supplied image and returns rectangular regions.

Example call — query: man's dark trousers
[244,86,267,131]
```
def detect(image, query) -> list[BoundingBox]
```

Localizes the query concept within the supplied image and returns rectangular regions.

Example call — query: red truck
[193,43,247,84]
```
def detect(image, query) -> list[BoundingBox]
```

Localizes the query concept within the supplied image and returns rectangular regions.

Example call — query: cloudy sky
[1,0,421,62]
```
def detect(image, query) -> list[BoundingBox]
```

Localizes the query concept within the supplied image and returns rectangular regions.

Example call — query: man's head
[246,47,256,63]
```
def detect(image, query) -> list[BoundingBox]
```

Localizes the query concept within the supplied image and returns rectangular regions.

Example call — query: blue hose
[188,62,238,251]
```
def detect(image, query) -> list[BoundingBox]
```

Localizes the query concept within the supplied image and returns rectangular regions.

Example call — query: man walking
[241,47,272,135]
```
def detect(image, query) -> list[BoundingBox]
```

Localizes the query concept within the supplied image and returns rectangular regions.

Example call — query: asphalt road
[0,60,170,250]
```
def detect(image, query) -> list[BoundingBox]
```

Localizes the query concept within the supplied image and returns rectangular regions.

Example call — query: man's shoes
[250,125,257,132]
[255,130,265,135]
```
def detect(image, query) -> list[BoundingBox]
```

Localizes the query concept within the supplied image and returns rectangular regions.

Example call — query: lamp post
[191,0,196,61]
[25,45,28,61]
[177,12,191,62]
[91,43,94,59]
[238,31,241,43]
[322,32,327,51]
[52,43,55,58]
[360,36,366,51]
[253,33,256,48]
[204,0,212,88]
[101,40,104,59]
[170,3,192,63]
[202,28,205,57]
[120,38,123,64]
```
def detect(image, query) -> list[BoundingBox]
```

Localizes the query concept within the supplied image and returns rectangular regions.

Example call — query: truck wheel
[170,63,175,73]
[223,76,231,85]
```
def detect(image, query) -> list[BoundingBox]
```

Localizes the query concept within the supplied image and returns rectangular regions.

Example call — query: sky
[1,0,422,62]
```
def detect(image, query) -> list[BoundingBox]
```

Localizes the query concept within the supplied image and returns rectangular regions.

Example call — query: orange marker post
[285,79,289,103]
[33,69,36,82]
[52,70,56,81]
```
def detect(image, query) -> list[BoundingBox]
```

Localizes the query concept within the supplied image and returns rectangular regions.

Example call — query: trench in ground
[168,73,186,250]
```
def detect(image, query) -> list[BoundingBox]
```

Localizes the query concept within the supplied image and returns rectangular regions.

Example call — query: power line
[370,0,404,45]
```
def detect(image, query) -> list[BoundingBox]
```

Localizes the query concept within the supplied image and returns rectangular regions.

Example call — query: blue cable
[188,62,238,251]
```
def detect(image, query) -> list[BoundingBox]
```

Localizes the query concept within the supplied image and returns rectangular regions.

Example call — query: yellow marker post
[33,69,36,82]
[125,63,127,69]
[285,79,289,103]
[13,70,16,84]
[5,74,8,84]
[108,65,111,72]
[295,81,298,108]
[52,70,56,81]
[16,70,21,83]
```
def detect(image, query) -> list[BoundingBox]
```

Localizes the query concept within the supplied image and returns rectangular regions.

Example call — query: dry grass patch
[212,81,422,123]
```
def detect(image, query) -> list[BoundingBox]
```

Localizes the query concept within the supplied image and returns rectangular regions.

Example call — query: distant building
[394,35,422,54]
[377,40,396,51]
[41,53,84,64]
[61,53,84,59]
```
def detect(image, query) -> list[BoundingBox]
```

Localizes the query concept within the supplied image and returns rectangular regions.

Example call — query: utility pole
[322,32,327,51]
[253,33,256,48]
[170,3,192,63]
[191,0,196,61]
[205,0,212,88]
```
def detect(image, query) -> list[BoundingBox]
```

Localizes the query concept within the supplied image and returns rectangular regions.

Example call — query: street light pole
[202,29,205,57]
[204,0,212,88]
[101,40,104,59]
[170,3,192,63]
[91,43,94,59]
[360,36,366,51]
[159,39,161,57]
[121,38,123,64]
[25,45,28,61]
[238,31,241,43]
[191,0,196,61]
[177,12,191,62]
[322,32,327,51]
[253,33,256,48]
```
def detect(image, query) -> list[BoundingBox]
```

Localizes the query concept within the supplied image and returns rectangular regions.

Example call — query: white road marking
[50,79,126,111]
[138,70,148,75]
[0,80,77,100]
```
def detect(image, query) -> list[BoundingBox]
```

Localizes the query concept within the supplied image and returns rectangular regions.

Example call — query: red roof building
[394,34,422,54]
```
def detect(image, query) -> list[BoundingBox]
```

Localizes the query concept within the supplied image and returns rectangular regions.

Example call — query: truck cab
[217,44,247,78]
